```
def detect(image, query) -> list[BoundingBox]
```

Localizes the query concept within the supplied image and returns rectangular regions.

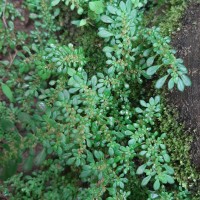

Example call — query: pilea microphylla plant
[0,0,193,199]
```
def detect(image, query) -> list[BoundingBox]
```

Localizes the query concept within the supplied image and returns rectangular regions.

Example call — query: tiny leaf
[1,83,13,102]
[177,78,185,91]
[51,0,60,6]
[181,74,192,87]
[168,78,174,90]
[146,56,155,67]
[89,1,104,14]
[141,175,151,186]
[155,75,168,89]
[98,30,113,38]
[146,65,160,76]
[101,15,113,23]
[108,147,114,156]
[166,175,174,184]
[35,149,46,166]
[163,154,170,163]
[136,164,146,175]
[153,179,160,190]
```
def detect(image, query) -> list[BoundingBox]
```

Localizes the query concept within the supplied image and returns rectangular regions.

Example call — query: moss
[159,0,187,36]
[159,106,200,197]
[144,0,188,36]
[61,25,106,76]
[74,26,106,76]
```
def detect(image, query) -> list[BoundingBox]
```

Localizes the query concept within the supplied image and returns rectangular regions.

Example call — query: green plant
[0,0,197,199]
[51,0,89,15]
[0,0,26,55]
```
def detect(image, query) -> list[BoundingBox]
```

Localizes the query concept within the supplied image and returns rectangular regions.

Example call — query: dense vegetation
[0,0,199,199]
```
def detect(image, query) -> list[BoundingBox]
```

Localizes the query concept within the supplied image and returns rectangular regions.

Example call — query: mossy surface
[144,0,187,36]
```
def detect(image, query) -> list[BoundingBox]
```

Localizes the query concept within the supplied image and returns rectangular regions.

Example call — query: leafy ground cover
[0,0,199,199]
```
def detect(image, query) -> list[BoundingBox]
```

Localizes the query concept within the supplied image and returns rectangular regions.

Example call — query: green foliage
[0,0,26,55]
[1,83,13,102]
[51,0,89,15]
[89,1,104,14]
[0,0,197,199]
[98,1,191,91]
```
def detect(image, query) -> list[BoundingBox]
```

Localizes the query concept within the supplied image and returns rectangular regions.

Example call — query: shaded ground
[171,2,200,168]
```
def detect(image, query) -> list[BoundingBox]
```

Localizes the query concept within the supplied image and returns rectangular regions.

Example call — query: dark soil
[171,2,200,168]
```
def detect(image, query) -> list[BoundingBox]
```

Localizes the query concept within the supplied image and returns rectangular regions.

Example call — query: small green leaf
[128,138,135,145]
[51,0,60,6]
[91,76,97,86]
[139,151,147,156]
[124,130,133,136]
[98,30,113,38]
[35,149,46,166]
[143,49,151,57]
[72,19,87,27]
[89,1,104,14]
[73,75,83,83]
[101,15,113,23]
[108,117,115,126]
[166,175,174,184]
[146,56,155,67]
[80,170,91,178]
[149,97,155,105]
[155,95,160,104]
[67,68,76,76]
[119,1,126,11]
[1,83,13,102]
[135,107,143,113]
[146,65,160,76]
[153,179,160,190]
[108,66,114,74]
[141,175,151,186]
[107,5,116,14]
[77,7,84,15]
[103,46,113,53]
[108,147,114,156]
[177,78,185,91]
[164,165,174,175]
[159,174,167,184]
[49,80,56,86]
[67,157,76,165]
[80,19,87,26]
[181,74,192,87]
[136,164,146,175]
[69,88,79,94]
[94,150,100,159]
[23,46,31,54]
[24,155,34,171]
[178,64,187,73]
[160,144,166,150]
[163,154,170,163]
[126,124,135,131]
[168,78,174,90]
[29,13,38,19]
[32,43,38,52]
[140,100,147,107]
[155,75,168,89]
